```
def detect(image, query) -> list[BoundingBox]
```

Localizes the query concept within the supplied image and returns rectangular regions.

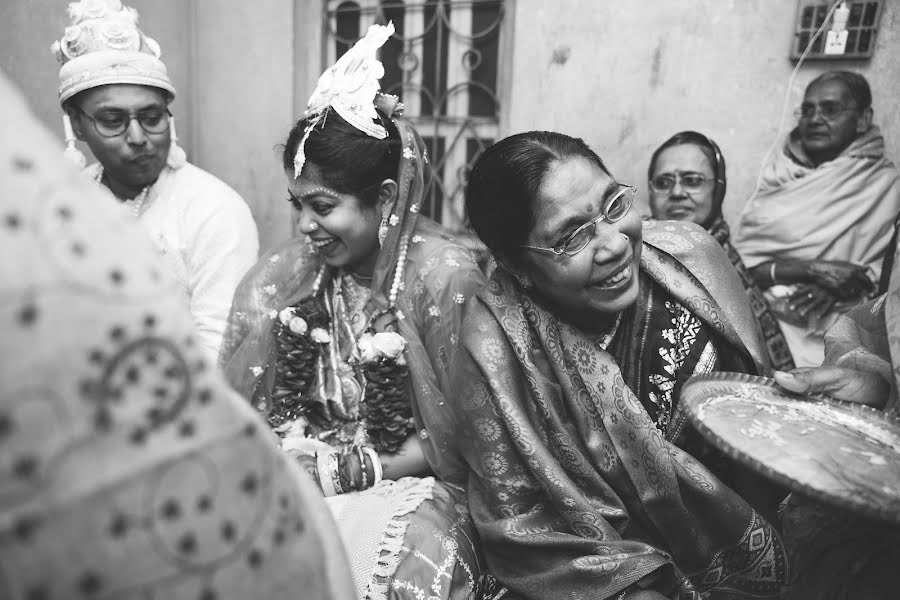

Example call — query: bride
[219,23,493,600]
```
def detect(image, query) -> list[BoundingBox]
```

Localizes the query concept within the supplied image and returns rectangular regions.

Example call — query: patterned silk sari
[454,221,788,599]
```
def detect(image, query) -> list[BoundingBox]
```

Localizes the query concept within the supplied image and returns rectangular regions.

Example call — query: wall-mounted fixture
[791,0,884,60]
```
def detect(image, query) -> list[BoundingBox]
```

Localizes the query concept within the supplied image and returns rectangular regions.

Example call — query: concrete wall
[190,0,300,250]
[504,0,900,225]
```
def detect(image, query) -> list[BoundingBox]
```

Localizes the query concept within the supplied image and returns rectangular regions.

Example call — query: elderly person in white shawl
[51,0,259,358]
[735,70,900,367]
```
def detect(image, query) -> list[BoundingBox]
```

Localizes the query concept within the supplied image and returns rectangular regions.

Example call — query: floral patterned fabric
[453,221,788,599]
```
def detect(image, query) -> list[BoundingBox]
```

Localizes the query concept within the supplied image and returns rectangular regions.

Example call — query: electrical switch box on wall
[791,0,884,60]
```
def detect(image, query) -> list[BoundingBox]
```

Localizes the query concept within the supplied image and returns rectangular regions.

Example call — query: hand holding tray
[682,372,900,523]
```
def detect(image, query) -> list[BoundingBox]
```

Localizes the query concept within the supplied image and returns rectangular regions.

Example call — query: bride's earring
[377,180,398,248]
[378,216,389,246]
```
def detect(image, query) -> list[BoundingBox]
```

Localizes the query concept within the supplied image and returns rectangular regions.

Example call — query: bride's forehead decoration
[293,21,397,179]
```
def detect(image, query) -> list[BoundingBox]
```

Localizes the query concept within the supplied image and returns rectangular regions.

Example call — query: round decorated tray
[681,372,900,523]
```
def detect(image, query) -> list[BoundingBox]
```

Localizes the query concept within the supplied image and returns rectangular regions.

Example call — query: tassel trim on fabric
[166,115,187,169]
[363,476,435,600]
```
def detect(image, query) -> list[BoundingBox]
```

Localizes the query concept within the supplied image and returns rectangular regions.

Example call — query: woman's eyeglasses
[649,173,709,193]
[522,185,635,257]
[75,106,171,138]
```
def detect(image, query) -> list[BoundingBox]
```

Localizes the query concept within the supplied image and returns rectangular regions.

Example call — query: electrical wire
[745,1,845,206]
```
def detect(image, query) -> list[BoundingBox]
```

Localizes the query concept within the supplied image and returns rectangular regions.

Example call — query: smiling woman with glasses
[454,130,788,600]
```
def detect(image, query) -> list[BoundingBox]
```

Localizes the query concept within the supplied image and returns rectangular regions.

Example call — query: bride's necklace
[93,166,152,217]
[311,232,411,310]
[348,270,373,285]
[340,272,373,336]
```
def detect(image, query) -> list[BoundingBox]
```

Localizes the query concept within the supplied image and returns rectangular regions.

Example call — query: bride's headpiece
[293,22,396,178]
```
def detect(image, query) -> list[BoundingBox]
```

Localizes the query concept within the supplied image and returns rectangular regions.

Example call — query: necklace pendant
[94,165,151,217]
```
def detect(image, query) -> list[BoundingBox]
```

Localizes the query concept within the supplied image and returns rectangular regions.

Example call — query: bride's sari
[454,221,788,599]
[219,118,490,600]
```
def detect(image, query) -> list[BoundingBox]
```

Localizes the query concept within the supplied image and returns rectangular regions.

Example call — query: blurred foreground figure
[0,70,353,600]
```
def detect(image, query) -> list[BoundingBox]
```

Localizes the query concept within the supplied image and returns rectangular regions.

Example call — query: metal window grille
[325,0,506,231]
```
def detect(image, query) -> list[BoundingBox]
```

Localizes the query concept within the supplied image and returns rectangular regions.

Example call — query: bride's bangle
[356,445,368,490]
[769,262,778,285]
[363,446,383,486]
[316,449,341,496]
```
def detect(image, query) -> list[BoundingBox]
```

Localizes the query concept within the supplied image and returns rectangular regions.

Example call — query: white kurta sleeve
[184,182,259,358]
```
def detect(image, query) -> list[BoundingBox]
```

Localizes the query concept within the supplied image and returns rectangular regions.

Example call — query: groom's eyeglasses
[75,106,171,138]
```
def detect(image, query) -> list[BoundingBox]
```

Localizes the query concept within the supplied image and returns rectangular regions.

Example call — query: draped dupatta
[455,222,787,599]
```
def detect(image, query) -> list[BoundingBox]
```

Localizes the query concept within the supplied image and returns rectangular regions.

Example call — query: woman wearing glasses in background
[452,131,788,600]
[648,130,795,372]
